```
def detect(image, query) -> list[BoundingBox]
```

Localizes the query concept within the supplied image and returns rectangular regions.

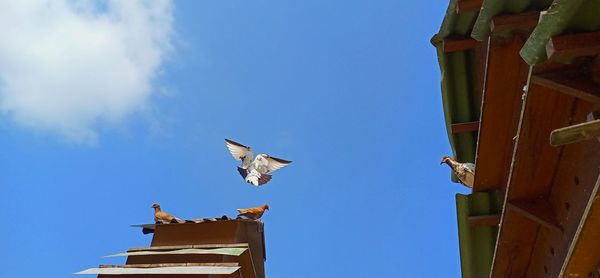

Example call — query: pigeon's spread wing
[265,156,292,174]
[237,167,248,179]
[225,139,252,161]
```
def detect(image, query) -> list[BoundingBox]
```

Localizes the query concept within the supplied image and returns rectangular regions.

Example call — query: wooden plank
[506,200,562,233]
[455,0,483,14]
[492,72,600,277]
[129,243,249,252]
[490,78,578,278]
[490,11,541,34]
[450,121,479,134]
[101,262,239,268]
[527,100,600,277]
[467,214,500,226]
[505,82,576,202]
[443,37,477,53]
[550,119,600,146]
[560,174,600,276]
[530,72,600,104]
[473,36,528,192]
[490,208,540,277]
[547,31,600,61]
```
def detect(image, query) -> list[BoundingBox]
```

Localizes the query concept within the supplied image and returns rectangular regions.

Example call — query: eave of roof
[455,191,502,278]
[431,0,481,170]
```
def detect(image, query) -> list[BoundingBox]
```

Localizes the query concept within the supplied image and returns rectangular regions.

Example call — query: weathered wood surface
[550,119,600,146]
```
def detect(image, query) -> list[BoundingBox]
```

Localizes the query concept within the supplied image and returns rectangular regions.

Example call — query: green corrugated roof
[521,0,600,65]
[431,0,480,171]
[456,192,502,278]
[471,0,554,41]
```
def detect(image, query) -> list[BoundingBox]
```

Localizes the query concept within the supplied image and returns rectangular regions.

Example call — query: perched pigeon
[237,204,269,220]
[440,156,475,188]
[225,139,291,186]
[152,203,184,224]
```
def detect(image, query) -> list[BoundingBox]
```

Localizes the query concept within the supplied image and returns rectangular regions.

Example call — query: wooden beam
[506,200,563,234]
[560,174,600,276]
[530,72,600,104]
[450,121,479,134]
[468,214,501,226]
[443,37,477,53]
[547,31,600,61]
[490,11,541,34]
[473,36,528,192]
[550,119,600,146]
[455,0,483,14]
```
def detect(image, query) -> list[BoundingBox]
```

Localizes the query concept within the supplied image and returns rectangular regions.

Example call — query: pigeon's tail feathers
[245,174,271,186]
[246,175,260,186]
[258,174,272,185]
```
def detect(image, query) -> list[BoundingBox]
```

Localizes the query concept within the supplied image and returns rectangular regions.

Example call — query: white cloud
[0,0,174,143]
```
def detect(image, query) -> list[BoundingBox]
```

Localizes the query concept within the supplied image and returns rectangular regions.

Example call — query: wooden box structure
[77,219,266,278]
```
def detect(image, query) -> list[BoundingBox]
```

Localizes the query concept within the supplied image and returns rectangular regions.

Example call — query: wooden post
[550,119,600,146]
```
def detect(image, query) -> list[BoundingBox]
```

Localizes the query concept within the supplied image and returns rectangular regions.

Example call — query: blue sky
[0,1,470,277]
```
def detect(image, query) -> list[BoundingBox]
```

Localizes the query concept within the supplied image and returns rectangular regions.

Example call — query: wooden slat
[530,72,600,104]
[455,0,483,14]
[100,262,239,268]
[450,121,479,134]
[129,243,249,252]
[547,31,600,61]
[473,36,528,192]
[490,208,540,276]
[506,200,562,233]
[490,80,577,278]
[550,119,600,146]
[467,214,500,226]
[490,11,541,34]
[443,37,477,53]
[560,174,600,276]
[526,99,599,277]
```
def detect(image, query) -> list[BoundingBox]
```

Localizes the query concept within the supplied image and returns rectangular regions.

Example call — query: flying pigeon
[152,203,184,224]
[236,204,269,220]
[440,156,475,188]
[225,139,292,186]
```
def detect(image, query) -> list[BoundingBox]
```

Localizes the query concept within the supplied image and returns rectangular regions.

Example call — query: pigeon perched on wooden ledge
[440,156,475,188]
[225,139,291,186]
[152,203,185,224]
[236,204,269,221]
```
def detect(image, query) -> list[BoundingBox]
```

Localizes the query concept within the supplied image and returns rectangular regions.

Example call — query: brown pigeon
[236,204,269,220]
[152,203,184,224]
[440,156,475,188]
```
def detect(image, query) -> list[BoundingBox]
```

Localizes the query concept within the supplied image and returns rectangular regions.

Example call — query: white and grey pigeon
[225,139,292,186]
[440,155,475,188]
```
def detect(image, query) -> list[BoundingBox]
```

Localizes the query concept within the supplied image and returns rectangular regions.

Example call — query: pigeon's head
[262,204,270,210]
[440,156,452,165]
[151,203,161,209]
